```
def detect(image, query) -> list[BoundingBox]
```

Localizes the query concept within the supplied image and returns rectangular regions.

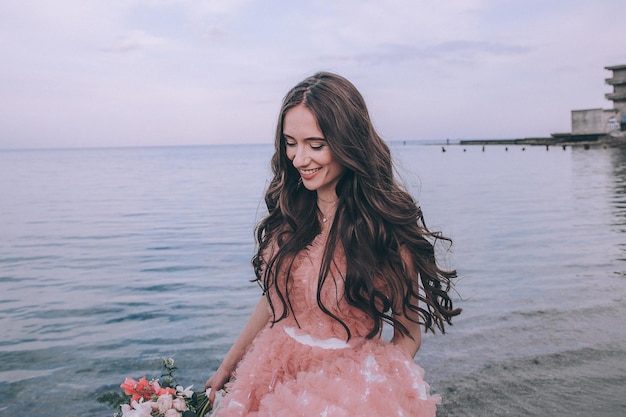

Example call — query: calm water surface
[1,143,625,416]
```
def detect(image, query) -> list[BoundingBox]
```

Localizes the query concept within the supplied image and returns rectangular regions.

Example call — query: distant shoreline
[458,132,626,147]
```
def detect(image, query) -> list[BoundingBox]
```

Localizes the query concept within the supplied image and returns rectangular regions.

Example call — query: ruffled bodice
[268,231,374,342]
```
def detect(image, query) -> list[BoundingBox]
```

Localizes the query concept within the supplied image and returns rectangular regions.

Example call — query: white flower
[163,358,175,368]
[176,384,194,398]
[121,400,155,417]
[120,403,133,417]
[156,394,174,414]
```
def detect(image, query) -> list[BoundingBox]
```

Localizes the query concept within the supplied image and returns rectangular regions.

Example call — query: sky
[1,0,625,149]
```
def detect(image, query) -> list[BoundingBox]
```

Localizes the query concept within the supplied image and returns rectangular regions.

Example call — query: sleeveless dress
[214,232,440,417]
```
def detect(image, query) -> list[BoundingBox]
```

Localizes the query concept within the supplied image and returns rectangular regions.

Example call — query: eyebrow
[283,134,326,141]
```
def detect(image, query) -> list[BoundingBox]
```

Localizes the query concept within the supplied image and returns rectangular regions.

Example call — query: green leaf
[96,391,130,409]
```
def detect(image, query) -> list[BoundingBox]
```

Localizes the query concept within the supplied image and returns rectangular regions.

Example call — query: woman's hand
[204,367,231,405]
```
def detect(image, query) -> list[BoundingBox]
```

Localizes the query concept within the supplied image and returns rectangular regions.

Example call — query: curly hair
[252,72,460,339]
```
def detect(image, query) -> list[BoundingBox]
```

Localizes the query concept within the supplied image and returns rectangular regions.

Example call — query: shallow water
[1,143,625,416]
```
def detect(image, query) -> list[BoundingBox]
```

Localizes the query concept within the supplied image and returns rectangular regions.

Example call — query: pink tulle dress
[215,232,440,417]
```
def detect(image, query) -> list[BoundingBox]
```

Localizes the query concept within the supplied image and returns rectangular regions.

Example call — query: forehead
[283,105,323,139]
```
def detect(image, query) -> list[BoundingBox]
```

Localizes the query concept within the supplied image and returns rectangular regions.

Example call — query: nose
[291,145,310,168]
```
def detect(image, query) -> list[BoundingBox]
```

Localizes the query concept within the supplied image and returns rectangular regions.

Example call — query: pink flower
[152,380,176,396]
[120,377,153,402]
[157,387,176,396]
[156,393,174,414]
[172,396,188,412]
[164,409,182,417]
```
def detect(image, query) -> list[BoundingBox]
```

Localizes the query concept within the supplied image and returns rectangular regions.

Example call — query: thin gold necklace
[319,206,336,223]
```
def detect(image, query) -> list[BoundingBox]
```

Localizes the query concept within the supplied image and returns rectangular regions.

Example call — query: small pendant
[323,217,328,222]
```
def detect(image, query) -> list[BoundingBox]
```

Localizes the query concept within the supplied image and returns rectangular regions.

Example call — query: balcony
[606,77,626,85]
[606,92,626,101]
[605,64,626,71]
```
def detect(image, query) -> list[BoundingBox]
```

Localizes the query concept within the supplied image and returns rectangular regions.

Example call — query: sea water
[0,143,625,416]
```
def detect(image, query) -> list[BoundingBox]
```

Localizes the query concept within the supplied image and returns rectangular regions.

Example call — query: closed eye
[283,134,327,150]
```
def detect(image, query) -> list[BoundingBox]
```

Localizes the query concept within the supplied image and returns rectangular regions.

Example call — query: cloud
[1,0,626,148]
[322,40,532,67]
[101,30,170,53]
[428,40,531,58]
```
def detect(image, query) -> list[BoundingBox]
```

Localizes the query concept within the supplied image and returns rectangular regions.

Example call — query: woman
[205,72,460,416]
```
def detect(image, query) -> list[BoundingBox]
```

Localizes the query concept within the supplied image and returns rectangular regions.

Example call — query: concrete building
[568,64,625,137]
[571,108,620,135]
[605,64,626,127]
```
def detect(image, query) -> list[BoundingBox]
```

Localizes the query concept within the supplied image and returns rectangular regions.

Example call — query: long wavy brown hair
[252,72,460,339]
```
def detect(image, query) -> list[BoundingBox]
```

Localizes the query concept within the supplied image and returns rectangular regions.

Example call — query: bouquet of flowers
[97,358,223,417]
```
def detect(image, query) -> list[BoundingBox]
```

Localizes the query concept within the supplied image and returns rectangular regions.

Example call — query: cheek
[285,147,295,162]
[332,163,346,178]
[325,153,343,175]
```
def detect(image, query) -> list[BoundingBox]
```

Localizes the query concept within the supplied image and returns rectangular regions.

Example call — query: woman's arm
[390,311,422,359]
[204,296,271,397]
[389,246,423,359]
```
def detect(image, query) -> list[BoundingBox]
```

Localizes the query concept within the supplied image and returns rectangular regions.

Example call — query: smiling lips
[299,167,321,180]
